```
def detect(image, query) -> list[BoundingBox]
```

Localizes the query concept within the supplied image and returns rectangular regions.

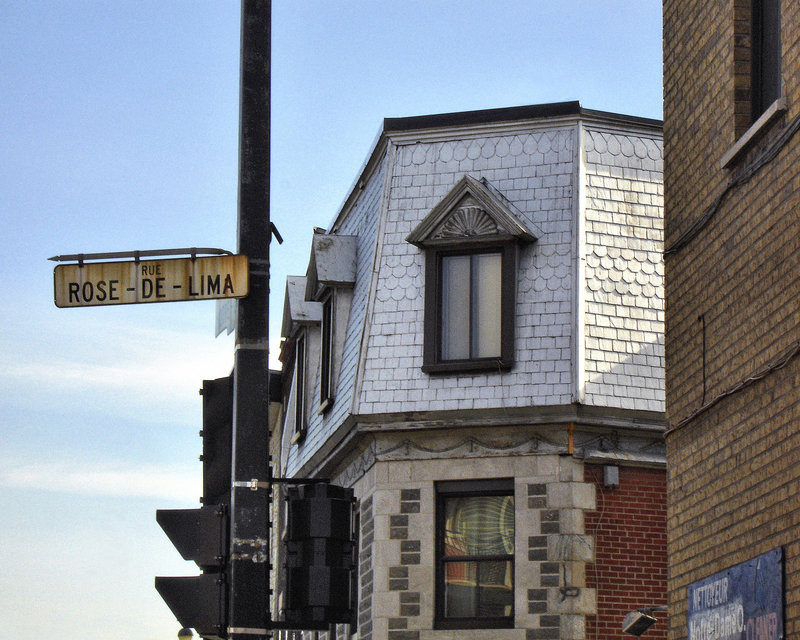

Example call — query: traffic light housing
[200,375,233,507]
[284,483,356,627]
[154,507,228,638]
[156,376,233,639]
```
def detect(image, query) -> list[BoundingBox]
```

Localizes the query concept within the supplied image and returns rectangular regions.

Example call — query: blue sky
[0,2,662,638]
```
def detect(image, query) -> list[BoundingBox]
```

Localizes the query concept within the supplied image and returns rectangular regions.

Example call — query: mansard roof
[406,174,542,247]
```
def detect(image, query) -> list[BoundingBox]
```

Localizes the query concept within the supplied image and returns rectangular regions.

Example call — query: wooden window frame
[291,332,307,444]
[435,479,515,630]
[319,292,334,413]
[422,241,516,374]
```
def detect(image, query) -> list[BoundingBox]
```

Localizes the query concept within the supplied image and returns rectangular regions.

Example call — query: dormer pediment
[406,174,542,247]
[281,275,322,338]
[305,234,357,301]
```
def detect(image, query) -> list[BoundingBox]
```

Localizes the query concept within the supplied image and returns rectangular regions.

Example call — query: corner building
[275,102,666,640]
[663,1,800,639]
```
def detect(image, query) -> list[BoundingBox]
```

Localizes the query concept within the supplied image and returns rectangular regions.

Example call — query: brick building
[274,102,666,640]
[663,0,800,639]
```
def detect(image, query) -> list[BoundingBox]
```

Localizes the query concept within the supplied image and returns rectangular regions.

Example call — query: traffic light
[284,483,356,627]
[200,375,233,507]
[156,376,233,639]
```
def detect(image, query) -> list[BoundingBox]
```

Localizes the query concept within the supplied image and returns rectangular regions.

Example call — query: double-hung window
[436,479,515,629]
[726,0,784,164]
[424,242,516,372]
[293,332,307,442]
[440,250,502,360]
[751,0,781,121]
[319,293,334,412]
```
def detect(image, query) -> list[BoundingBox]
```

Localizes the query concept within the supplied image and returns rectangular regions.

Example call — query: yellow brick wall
[663,0,800,638]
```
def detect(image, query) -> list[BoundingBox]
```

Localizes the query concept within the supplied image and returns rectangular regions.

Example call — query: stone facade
[276,102,666,639]
[663,1,800,639]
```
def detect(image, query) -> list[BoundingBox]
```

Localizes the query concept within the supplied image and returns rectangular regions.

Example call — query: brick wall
[584,465,667,640]
[665,362,800,637]
[663,2,800,639]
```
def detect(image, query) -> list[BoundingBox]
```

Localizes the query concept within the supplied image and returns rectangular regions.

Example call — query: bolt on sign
[53,255,249,308]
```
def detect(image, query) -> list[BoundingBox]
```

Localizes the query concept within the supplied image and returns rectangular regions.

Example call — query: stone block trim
[400,540,421,566]
[528,535,548,562]
[540,509,560,534]
[399,591,421,617]
[386,487,424,633]
[359,495,375,640]
[528,588,548,614]
[389,515,408,539]
[527,628,559,640]
[400,488,421,513]
[527,482,547,509]
[521,465,605,639]
[388,632,419,640]
[389,566,409,591]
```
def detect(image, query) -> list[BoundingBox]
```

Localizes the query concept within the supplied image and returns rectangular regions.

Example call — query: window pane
[477,560,514,617]
[472,253,502,358]
[294,335,306,434]
[752,0,781,118]
[320,296,333,405]
[444,561,477,617]
[441,255,470,360]
[444,560,513,618]
[443,495,514,556]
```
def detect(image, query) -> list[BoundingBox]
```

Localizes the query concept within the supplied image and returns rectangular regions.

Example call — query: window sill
[290,430,306,445]
[721,97,787,168]
[422,358,513,375]
[434,618,514,631]
[317,397,333,415]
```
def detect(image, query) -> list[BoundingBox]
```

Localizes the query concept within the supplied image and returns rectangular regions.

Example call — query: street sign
[53,254,249,308]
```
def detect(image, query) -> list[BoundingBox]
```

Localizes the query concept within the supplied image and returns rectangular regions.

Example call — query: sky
[0,2,662,638]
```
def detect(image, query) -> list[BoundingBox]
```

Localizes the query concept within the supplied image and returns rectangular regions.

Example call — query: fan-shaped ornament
[434,206,498,239]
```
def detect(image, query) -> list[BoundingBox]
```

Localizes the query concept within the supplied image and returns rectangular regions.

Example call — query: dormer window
[407,175,540,374]
[440,246,504,361]
[304,233,357,412]
[319,292,334,412]
[294,331,307,439]
[280,275,322,445]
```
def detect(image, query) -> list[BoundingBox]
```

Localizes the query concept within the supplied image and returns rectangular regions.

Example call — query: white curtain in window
[473,253,501,358]
[441,255,471,360]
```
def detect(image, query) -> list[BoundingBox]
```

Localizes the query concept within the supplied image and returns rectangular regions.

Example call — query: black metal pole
[229,1,271,638]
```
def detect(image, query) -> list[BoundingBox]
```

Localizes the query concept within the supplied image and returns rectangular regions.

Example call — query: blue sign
[688,547,783,640]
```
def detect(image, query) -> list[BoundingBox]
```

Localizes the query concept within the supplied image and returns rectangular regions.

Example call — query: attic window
[435,244,511,367]
[407,175,539,374]
[293,332,307,443]
[319,292,334,412]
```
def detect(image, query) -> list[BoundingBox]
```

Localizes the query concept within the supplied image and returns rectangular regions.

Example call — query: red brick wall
[584,465,667,640]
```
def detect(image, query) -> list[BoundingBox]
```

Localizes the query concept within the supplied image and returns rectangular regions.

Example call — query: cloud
[0,460,198,501]
[5,324,234,389]
[1,316,237,427]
